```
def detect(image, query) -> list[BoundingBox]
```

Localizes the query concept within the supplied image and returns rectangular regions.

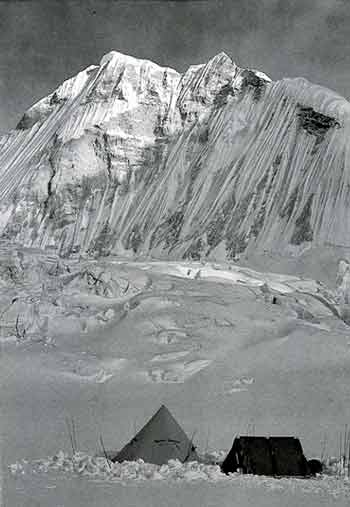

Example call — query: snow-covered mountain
[0,50,349,260]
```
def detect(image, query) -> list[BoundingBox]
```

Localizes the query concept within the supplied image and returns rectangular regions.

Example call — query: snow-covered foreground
[1,248,350,505]
[8,450,350,494]
[7,453,350,507]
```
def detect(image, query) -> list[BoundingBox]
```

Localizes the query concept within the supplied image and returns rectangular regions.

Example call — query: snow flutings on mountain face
[0,50,349,260]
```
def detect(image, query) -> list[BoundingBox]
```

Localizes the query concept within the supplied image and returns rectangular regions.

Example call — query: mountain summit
[0,50,349,261]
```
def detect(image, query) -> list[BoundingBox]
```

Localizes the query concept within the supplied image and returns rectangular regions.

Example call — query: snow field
[9,451,350,500]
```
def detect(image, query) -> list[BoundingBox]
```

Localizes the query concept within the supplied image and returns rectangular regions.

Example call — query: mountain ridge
[0,49,349,263]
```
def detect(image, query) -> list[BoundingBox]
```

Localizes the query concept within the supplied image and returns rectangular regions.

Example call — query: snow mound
[9,452,350,499]
[10,452,226,482]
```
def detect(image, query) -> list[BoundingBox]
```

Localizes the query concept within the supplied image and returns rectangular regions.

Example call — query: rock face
[0,50,349,260]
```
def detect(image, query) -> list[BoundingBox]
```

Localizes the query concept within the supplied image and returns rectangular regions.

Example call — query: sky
[0,0,349,134]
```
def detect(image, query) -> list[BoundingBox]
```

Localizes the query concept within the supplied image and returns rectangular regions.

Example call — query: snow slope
[1,249,350,505]
[1,49,350,507]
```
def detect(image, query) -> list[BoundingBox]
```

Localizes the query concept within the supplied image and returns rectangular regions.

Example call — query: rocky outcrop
[0,50,349,260]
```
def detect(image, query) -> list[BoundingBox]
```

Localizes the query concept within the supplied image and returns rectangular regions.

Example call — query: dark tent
[111,405,198,465]
[269,437,309,476]
[221,436,310,477]
[221,436,274,476]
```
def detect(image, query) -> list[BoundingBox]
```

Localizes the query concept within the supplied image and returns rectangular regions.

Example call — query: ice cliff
[0,50,349,259]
